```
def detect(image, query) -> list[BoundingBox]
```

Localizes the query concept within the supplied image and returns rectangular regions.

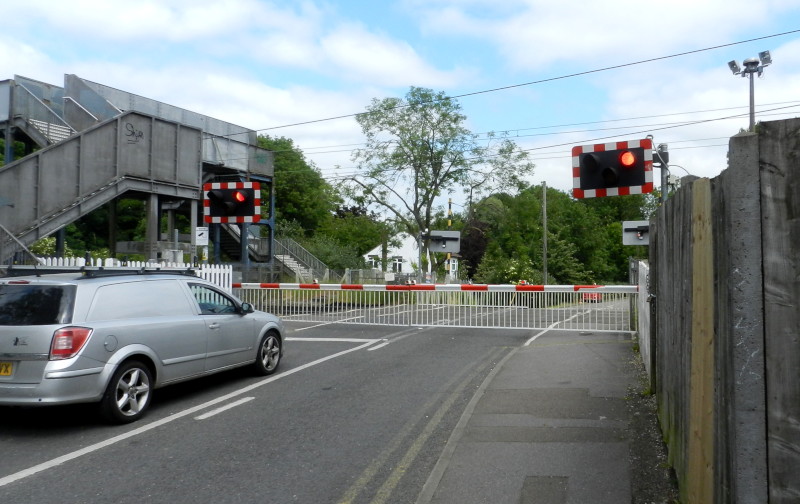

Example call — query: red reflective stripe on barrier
[229,283,637,292]
[384,285,436,291]
[461,285,488,291]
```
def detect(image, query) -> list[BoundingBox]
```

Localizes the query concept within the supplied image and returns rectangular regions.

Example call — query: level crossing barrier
[233,283,638,332]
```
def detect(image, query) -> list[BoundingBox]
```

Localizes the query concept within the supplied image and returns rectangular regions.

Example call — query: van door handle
[208,323,220,329]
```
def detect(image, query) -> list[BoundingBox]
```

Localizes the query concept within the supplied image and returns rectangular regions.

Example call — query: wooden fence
[646,118,799,503]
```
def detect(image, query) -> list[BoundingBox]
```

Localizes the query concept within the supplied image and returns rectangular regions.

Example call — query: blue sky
[3,0,800,200]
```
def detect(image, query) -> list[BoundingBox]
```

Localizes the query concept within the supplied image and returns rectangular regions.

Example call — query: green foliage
[67,217,108,253]
[0,138,27,165]
[319,205,394,257]
[275,211,378,271]
[29,236,110,260]
[474,251,543,285]
[299,233,366,271]
[258,135,338,234]
[274,219,305,239]
[118,199,148,241]
[28,237,66,256]
[466,185,650,284]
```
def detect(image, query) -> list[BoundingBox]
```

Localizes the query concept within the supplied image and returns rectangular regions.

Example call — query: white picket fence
[34,257,234,293]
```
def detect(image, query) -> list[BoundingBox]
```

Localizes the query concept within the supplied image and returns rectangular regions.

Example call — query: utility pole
[446,198,452,282]
[542,181,548,284]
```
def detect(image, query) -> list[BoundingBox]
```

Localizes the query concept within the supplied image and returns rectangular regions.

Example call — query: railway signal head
[572,139,654,199]
[203,182,261,223]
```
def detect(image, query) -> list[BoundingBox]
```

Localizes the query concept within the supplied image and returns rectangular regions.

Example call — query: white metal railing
[233,283,638,332]
[274,238,330,281]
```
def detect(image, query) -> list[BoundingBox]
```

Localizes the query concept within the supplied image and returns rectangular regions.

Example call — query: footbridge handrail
[13,81,76,143]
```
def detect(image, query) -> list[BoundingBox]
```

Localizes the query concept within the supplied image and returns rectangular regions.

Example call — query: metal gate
[234,283,638,333]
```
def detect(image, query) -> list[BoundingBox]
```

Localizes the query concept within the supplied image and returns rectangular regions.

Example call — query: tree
[465,185,648,285]
[346,87,534,259]
[258,135,338,234]
[0,138,26,166]
[319,205,395,257]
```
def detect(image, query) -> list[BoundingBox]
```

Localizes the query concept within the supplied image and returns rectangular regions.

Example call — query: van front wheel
[254,331,281,376]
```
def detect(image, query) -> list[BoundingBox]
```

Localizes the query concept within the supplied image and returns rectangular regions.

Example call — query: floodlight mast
[728,50,772,131]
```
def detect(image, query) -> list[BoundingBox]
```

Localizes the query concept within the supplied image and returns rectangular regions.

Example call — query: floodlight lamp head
[728,60,741,75]
[743,57,761,71]
[759,50,772,66]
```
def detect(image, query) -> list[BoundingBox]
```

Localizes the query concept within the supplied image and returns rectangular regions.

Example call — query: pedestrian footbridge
[0,74,275,268]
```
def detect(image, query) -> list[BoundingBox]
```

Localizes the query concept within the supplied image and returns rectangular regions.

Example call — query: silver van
[0,269,284,423]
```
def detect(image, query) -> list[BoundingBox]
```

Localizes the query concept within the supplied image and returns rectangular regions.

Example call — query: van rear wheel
[100,360,153,424]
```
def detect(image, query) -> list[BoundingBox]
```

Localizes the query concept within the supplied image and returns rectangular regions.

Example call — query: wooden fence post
[687,177,715,503]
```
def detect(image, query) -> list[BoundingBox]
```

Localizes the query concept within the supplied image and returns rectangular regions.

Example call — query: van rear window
[0,285,76,325]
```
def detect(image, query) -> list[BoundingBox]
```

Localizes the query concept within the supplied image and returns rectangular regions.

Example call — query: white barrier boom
[233,284,637,332]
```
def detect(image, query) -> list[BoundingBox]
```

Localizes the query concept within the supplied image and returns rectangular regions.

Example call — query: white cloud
[12,0,260,42]
[319,23,464,88]
[0,39,63,84]
[410,0,800,71]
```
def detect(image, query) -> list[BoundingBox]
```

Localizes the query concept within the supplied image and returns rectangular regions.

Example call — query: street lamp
[728,50,772,131]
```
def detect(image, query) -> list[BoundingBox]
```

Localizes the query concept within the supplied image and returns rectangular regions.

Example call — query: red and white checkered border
[571,138,654,199]
[232,283,638,293]
[203,181,262,223]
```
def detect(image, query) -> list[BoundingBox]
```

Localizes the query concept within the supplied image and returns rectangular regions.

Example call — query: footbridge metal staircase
[0,74,324,279]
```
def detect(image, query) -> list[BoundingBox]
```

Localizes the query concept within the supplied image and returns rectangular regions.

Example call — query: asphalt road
[0,322,529,504]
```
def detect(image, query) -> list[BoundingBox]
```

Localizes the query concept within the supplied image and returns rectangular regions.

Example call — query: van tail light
[50,327,93,360]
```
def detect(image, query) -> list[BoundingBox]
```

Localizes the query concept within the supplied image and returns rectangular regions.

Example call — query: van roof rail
[2,264,198,278]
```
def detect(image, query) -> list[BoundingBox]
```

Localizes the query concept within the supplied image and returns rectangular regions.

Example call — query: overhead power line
[254,29,800,133]
[218,103,799,169]
[269,102,800,155]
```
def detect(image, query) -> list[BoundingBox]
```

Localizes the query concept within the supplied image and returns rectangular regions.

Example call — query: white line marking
[287,337,379,343]
[290,317,365,331]
[367,339,390,351]
[0,339,378,488]
[366,327,421,351]
[194,397,254,420]
[524,310,590,346]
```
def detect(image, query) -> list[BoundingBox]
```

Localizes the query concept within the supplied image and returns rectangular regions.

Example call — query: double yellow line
[337,345,510,504]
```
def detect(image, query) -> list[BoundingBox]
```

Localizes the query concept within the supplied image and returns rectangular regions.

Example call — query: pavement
[417,330,640,504]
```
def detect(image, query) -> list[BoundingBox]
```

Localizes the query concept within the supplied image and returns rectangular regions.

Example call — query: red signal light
[203,182,261,223]
[619,150,636,168]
